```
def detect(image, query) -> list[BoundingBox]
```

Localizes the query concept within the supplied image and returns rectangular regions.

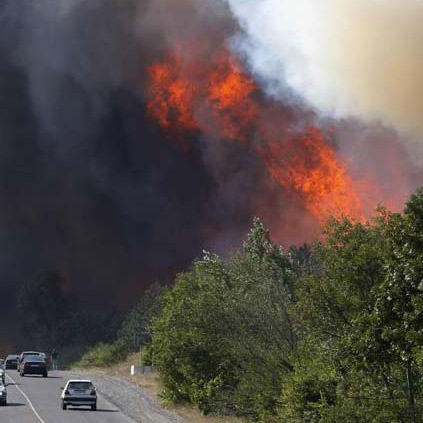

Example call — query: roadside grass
[74,352,244,423]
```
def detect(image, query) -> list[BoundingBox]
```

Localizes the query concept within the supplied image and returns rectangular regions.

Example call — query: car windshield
[68,382,93,390]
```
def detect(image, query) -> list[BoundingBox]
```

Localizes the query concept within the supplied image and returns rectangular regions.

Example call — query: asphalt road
[1,369,136,423]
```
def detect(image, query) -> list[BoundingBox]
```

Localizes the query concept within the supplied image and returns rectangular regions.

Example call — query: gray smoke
[0,0,258,352]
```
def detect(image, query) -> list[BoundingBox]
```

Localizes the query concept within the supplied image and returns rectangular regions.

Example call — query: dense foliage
[150,189,423,422]
[153,219,295,418]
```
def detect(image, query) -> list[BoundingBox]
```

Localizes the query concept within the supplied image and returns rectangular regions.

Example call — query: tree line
[149,189,423,423]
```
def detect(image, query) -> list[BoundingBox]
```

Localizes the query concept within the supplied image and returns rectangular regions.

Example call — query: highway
[1,369,136,423]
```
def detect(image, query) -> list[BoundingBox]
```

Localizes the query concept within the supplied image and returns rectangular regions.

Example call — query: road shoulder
[66,371,184,423]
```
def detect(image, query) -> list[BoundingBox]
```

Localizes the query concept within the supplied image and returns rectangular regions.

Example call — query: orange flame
[262,127,364,222]
[207,51,258,141]
[148,53,199,133]
[146,46,408,227]
[147,49,257,141]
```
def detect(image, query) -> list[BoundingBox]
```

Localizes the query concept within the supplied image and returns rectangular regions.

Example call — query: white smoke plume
[224,0,423,141]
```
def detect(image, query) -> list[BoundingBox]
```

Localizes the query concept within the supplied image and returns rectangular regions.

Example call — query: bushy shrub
[140,344,153,366]
[76,340,129,368]
[277,357,336,423]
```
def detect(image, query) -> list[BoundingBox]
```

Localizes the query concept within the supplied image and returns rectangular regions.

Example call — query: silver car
[61,380,97,411]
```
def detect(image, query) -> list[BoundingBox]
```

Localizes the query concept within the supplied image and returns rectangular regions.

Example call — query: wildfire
[262,127,364,222]
[148,53,199,133]
[207,51,258,141]
[146,45,404,228]
[147,48,257,141]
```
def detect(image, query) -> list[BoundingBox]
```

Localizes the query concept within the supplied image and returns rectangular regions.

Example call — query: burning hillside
[146,43,411,227]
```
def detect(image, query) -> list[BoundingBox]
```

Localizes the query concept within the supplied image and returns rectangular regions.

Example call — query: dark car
[17,351,45,371]
[19,356,48,377]
[5,355,19,370]
[0,383,7,406]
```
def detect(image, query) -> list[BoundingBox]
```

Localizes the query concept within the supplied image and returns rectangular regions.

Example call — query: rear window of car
[24,356,45,362]
[68,382,93,390]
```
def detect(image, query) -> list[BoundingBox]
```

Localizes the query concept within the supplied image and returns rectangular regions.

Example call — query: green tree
[291,215,407,422]
[152,218,296,419]
[368,191,423,422]
[118,282,167,349]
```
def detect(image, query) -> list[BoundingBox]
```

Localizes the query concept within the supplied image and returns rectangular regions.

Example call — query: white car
[0,383,7,406]
[0,368,5,385]
[61,380,97,411]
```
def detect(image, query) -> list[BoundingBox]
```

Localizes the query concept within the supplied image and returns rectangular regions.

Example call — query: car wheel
[61,401,67,410]
[91,402,97,411]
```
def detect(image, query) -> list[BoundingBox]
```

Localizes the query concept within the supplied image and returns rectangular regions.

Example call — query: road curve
[1,369,136,423]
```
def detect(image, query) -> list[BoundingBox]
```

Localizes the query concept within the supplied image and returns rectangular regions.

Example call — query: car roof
[66,380,93,383]
[6,355,19,358]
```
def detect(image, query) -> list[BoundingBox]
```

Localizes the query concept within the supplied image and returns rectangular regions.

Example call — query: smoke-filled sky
[1,0,422,351]
[225,0,423,142]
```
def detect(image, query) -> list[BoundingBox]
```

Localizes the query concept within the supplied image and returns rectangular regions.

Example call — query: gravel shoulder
[65,371,184,423]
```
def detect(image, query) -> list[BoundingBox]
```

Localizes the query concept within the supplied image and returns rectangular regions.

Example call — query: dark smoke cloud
[1,0,421,355]
[0,0,262,353]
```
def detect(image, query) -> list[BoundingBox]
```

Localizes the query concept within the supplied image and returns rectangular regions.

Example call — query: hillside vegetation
[80,188,423,423]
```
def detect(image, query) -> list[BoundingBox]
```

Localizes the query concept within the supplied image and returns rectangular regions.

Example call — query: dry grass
[83,353,244,423]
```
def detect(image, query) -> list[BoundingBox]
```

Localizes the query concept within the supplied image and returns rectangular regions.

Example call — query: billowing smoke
[0,0,422,354]
[225,0,423,141]
[0,0,261,353]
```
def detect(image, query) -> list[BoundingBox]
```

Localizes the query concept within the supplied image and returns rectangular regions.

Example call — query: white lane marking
[6,372,48,423]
